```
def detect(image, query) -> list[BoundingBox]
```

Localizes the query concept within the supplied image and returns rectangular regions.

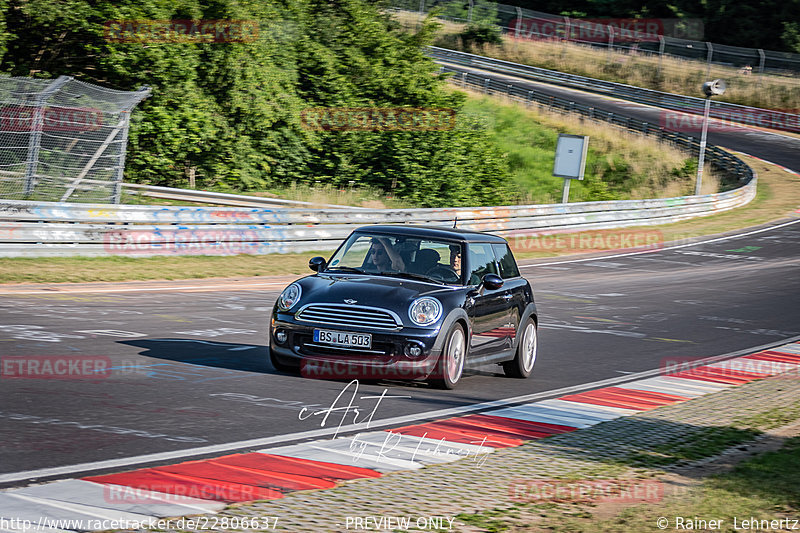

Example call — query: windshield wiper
[378,271,440,284]
[325,266,366,274]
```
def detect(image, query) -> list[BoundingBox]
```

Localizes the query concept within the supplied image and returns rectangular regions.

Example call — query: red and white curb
[2,342,799,531]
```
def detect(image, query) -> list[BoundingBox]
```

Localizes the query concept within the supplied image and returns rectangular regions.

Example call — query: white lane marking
[2,334,799,485]
[521,218,800,268]
[0,283,290,295]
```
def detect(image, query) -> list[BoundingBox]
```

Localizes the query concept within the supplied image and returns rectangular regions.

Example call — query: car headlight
[408,297,442,326]
[277,283,302,311]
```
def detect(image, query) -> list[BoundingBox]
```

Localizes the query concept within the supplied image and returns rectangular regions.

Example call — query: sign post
[553,134,589,203]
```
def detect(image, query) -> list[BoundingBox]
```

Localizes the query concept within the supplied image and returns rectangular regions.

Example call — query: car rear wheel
[503,317,537,378]
[429,323,466,389]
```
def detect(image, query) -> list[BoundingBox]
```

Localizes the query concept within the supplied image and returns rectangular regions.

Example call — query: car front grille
[295,304,401,331]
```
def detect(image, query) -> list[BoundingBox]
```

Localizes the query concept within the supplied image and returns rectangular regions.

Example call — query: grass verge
[459,89,717,203]
[455,435,800,532]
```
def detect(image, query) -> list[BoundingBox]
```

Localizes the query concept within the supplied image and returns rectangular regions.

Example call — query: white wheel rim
[446,329,465,383]
[521,322,537,373]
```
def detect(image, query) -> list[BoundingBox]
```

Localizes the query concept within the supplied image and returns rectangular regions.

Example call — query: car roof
[354,224,508,243]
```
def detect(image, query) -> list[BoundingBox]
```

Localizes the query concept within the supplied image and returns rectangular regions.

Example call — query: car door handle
[502,293,513,300]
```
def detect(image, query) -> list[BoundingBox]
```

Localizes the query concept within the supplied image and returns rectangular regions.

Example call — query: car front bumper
[270,314,444,380]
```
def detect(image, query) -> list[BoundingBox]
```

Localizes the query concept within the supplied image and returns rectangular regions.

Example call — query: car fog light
[275,330,287,344]
[405,342,424,358]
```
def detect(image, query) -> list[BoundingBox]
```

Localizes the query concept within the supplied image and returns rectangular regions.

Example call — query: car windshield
[325,233,464,285]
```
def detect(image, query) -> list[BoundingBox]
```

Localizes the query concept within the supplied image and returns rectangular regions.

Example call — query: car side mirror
[308,256,326,272]
[481,273,504,291]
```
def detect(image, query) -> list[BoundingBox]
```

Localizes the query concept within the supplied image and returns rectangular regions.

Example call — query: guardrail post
[484,78,490,93]
[462,72,467,87]
[527,90,533,106]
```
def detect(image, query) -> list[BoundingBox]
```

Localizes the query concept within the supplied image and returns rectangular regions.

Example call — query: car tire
[429,323,466,389]
[503,317,537,378]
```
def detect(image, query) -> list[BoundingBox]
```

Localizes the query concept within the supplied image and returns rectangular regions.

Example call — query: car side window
[492,243,520,279]
[467,243,499,285]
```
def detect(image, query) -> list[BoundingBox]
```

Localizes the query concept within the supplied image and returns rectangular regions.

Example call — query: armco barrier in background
[430,47,800,134]
[0,177,755,257]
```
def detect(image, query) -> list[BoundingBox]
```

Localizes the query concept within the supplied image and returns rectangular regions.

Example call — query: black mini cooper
[269,225,537,388]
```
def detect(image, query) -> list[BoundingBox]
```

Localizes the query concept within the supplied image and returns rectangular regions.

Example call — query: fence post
[757,48,766,88]
[23,75,71,196]
[607,25,614,64]
[111,112,132,204]
[563,16,571,58]
[658,35,665,79]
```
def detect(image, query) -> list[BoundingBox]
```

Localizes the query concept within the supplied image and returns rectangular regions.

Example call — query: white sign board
[553,134,589,180]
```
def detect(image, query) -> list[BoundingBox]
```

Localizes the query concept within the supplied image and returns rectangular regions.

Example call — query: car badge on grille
[343,299,358,304]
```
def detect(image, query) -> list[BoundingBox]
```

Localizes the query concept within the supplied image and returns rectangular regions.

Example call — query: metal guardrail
[119,182,359,209]
[391,1,800,75]
[0,184,755,256]
[430,47,800,133]
[0,54,757,258]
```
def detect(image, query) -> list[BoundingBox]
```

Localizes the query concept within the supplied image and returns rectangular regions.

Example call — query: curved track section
[439,61,800,172]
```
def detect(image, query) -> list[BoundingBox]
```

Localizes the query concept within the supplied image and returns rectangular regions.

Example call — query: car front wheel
[429,323,466,389]
[503,317,537,378]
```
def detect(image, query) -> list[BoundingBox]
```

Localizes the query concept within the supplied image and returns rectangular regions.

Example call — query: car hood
[295,273,458,308]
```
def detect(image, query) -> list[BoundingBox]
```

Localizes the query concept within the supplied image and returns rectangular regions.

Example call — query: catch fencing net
[0,75,149,203]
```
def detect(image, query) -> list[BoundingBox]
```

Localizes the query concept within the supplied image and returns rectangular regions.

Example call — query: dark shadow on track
[119,338,513,394]
[120,338,276,374]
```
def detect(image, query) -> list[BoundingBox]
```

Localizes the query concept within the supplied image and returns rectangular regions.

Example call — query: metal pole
[418,0,424,14]
[468,0,473,23]
[607,25,614,64]
[757,48,765,88]
[705,42,713,79]
[515,7,522,40]
[561,178,571,203]
[658,35,665,78]
[111,112,131,204]
[23,75,71,196]
[563,16,571,58]
[60,117,126,202]
[695,95,712,195]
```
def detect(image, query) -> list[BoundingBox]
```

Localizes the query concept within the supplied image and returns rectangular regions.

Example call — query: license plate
[313,329,372,349]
